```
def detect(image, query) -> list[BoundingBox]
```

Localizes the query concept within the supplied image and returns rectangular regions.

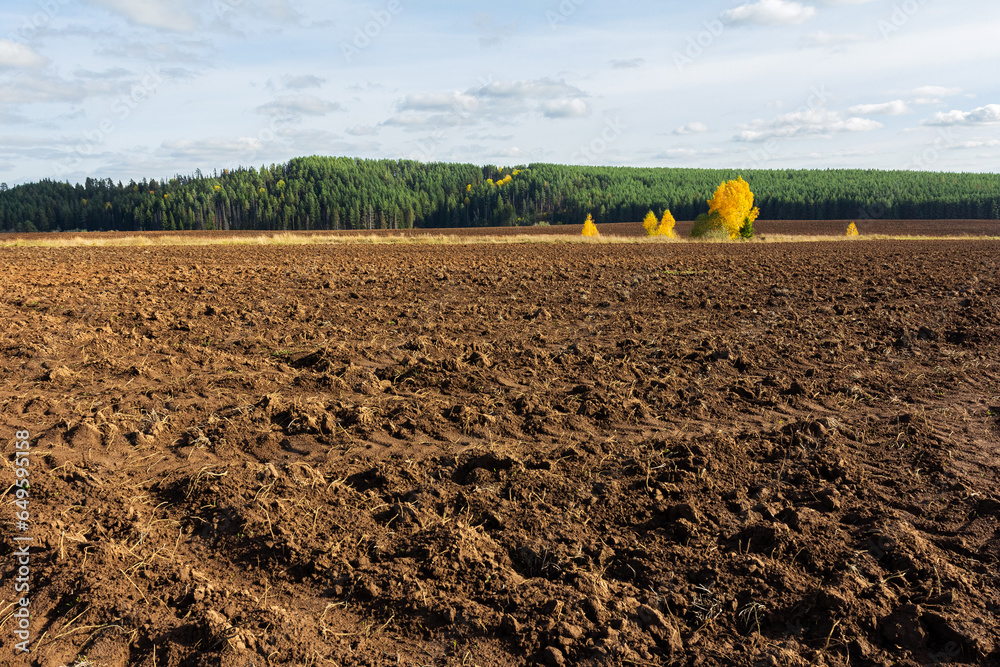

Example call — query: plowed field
[2,236,999,666]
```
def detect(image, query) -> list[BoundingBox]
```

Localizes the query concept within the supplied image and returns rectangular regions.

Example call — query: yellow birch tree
[643,211,658,236]
[691,176,759,239]
[658,210,679,238]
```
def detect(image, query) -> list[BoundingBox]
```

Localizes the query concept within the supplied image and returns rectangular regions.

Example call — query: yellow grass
[0,232,657,248]
[1,231,998,249]
[752,233,1000,243]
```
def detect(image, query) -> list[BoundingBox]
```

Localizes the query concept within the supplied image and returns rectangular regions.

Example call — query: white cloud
[847,100,910,115]
[398,92,479,113]
[255,96,343,118]
[653,147,726,160]
[164,137,258,155]
[925,104,1000,126]
[346,125,379,136]
[280,128,379,155]
[610,58,644,69]
[803,31,865,48]
[385,78,591,130]
[735,108,882,142]
[911,86,964,105]
[541,98,590,119]
[914,86,962,98]
[496,146,523,158]
[0,135,75,164]
[656,148,698,159]
[0,40,48,68]
[0,105,29,124]
[674,122,709,135]
[73,67,134,80]
[240,0,306,25]
[381,113,473,129]
[724,0,817,26]
[347,82,384,93]
[86,0,198,32]
[474,78,590,119]
[160,137,266,165]
[474,78,586,101]
[474,13,517,50]
[950,140,1000,149]
[283,75,325,91]
[94,37,211,63]
[0,74,124,104]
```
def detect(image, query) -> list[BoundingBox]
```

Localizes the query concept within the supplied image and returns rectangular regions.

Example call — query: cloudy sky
[1,0,999,185]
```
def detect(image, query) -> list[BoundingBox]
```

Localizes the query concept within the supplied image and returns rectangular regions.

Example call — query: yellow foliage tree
[642,210,658,236]
[691,176,759,239]
[582,214,599,237]
[644,209,679,238]
[658,210,679,238]
[846,222,859,237]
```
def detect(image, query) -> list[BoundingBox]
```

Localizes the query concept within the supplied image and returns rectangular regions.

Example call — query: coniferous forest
[1,156,999,233]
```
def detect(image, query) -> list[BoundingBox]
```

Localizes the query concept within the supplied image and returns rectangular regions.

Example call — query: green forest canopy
[1,156,999,233]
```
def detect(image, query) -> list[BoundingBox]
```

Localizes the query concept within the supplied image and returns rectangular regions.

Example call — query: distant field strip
[2,220,999,248]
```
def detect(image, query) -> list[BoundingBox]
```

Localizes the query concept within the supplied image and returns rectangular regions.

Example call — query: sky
[1,0,999,186]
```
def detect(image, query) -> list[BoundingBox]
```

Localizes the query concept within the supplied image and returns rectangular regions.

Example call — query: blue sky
[1,0,998,185]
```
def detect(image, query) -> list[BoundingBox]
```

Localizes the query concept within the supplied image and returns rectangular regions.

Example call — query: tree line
[1,157,999,233]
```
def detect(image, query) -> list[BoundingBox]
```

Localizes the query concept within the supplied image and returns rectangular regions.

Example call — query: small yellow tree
[658,209,679,238]
[643,210,658,236]
[644,209,679,238]
[582,214,599,237]
[691,176,759,239]
[846,222,860,237]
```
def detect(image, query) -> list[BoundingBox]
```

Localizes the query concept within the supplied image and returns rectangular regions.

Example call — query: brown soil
[2,233,999,666]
